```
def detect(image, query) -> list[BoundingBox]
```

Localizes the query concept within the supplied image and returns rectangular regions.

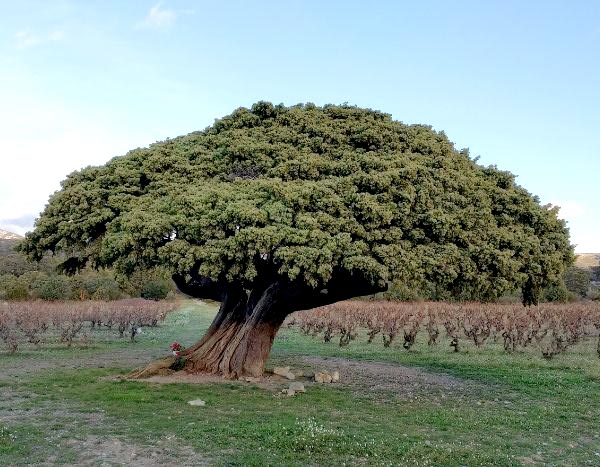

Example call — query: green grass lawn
[1,300,599,465]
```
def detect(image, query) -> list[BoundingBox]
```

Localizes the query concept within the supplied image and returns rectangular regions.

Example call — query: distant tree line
[0,239,173,301]
[0,268,174,301]
[0,238,57,276]
[378,265,596,303]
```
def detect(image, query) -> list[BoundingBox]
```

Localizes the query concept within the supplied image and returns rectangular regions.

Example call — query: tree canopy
[22,102,572,305]
[21,102,573,377]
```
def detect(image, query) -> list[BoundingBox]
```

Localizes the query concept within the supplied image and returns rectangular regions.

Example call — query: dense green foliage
[542,282,572,303]
[0,236,175,301]
[72,269,122,300]
[32,274,73,301]
[0,267,174,301]
[0,239,58,276]
[116,266,174,299]
[21,103,572,304]
[0,270,118,301]
[563,266,592,298]
[591,266,600,282]
[140,278,172,301]
[0,274,29,300]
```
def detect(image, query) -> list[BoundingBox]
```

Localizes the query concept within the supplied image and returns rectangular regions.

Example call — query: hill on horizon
[0,229,23,240]
[0,228,61,275]
[575,253,600,269]
[0,230,23,262]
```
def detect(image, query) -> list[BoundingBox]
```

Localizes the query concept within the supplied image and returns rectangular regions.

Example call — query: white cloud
[0,214,36,232]
[14,29,40,49]
[572,231,599,254]
[137,3,176,30]
[0,94,147,235]
[14,29,65,49]
[550,200,586,221]
[48,30,65,41]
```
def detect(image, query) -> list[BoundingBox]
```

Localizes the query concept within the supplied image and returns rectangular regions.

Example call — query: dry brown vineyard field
[286,301,600,359]
[3,299,600,360]
[0,299,179,352]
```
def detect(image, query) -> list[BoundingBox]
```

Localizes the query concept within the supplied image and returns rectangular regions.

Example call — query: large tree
[21,103,572,378]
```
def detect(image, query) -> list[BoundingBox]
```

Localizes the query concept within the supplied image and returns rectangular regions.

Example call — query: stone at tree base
[285,388,296,397]
[187,399,206,406]
[332,370,340,382]
[289,382,305,393]
[314,372,333,383]
[273,366,290,376]
[243,376,260,383]
[273,366,295,380]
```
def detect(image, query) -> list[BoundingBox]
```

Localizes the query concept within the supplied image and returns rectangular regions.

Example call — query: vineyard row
[0,299,179,353]
[285,301,600,359]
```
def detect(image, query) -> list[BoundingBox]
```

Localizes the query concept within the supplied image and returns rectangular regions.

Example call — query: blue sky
[1,1,598,251]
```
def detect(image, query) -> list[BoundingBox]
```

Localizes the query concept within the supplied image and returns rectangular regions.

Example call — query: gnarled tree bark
[129,268,386,379]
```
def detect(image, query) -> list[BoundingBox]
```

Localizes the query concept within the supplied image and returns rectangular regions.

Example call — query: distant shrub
[0,274,28,300]
[31,275,73,300]
[544,283,570,303]
[378,281,423,301]
[0,264,172,302]
[0,239,60,276]
[90,278,122,300]
[564,267,591,298]
[71,270,122,300]
[140,279,172,301]
[119,267,174,299]
[17,271,49,298]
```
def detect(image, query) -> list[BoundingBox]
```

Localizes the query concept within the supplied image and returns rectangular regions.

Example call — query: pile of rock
[269,366,341,397]
[272,366,296,380]
[314,370,340,384]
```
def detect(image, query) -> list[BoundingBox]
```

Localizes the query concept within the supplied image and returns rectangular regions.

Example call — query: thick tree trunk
[184,283,285,377]
[129,283,287,379]
[128,269,387,380]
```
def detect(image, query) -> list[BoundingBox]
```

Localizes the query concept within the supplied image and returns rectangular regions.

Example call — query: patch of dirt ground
[61,435,207,467]
[300,355,464,391]
[128,355,477,401]
[124,371,294,392]
[0,347,164,383]
[0,387,207,466]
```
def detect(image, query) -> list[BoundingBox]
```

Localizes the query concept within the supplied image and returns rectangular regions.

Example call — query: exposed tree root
[128,356,178,379]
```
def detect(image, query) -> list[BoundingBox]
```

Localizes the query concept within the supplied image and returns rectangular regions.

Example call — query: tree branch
[284,271,388,312]
[172,270,225,301]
